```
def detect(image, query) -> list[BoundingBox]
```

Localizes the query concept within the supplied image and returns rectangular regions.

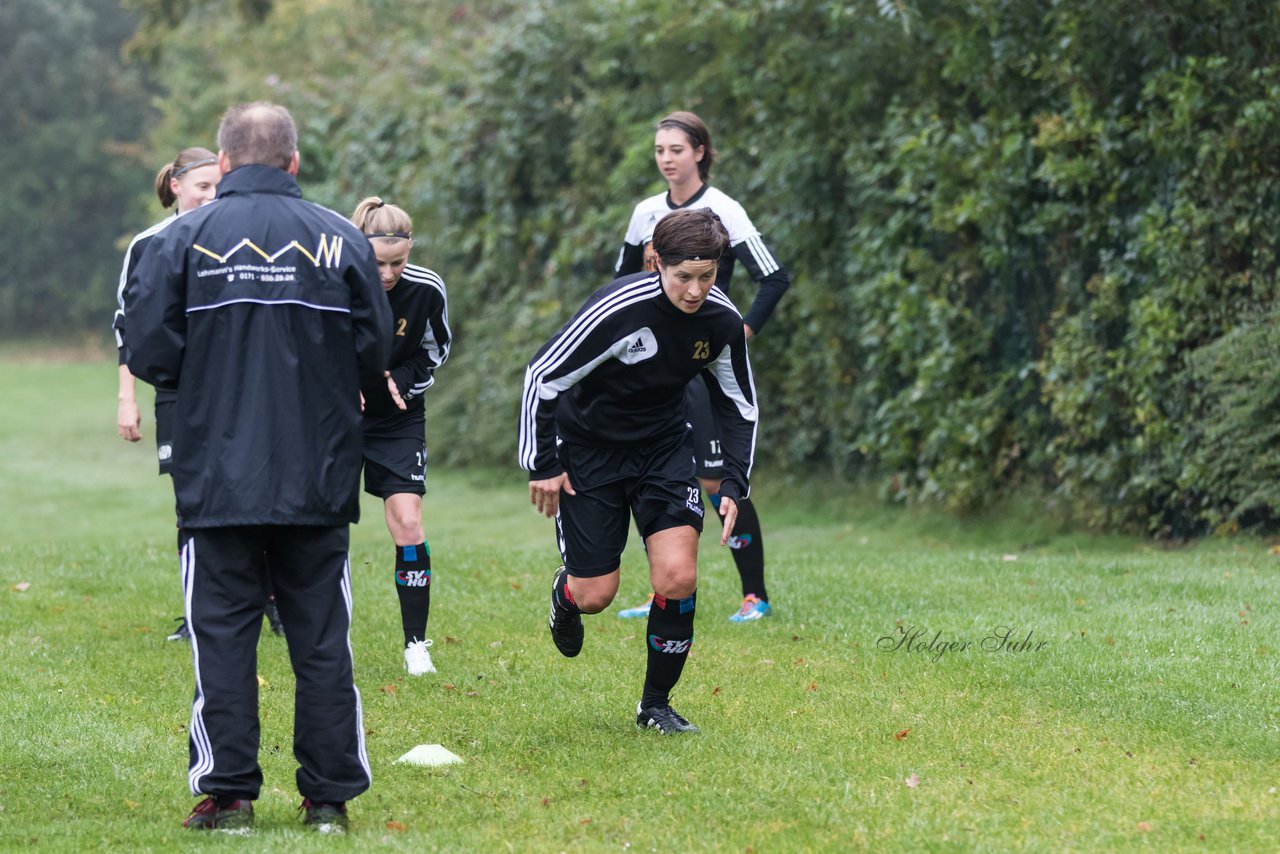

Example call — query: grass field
[1,356,1278,851]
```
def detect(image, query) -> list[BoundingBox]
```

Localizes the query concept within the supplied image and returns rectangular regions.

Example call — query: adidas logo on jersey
[627,337,646,354]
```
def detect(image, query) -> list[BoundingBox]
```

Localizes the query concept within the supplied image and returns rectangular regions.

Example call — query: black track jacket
[126,165,392,529]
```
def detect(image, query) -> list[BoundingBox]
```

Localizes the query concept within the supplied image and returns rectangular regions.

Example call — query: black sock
[553,568,581,614]
[641,591,696,708]
[395,542,431,646]
[711,495,767,601]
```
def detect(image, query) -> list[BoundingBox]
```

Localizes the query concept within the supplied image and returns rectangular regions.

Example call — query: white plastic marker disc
[396,744,463,766]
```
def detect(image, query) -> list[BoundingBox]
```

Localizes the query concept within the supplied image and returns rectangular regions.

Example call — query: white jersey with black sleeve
[614,184,790,333]
[519,272,758,501]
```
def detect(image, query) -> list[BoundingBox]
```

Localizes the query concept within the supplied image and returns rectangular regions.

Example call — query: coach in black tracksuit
[127,103,391,830]
[521,208,758,735]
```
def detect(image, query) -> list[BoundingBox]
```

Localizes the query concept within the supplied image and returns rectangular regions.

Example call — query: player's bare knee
[389,516,424,544]
[653,565,697,599]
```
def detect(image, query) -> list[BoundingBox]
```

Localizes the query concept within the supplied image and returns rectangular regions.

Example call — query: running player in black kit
[614,111,789,624]
[521,208,758,733]
[351,197,452,676]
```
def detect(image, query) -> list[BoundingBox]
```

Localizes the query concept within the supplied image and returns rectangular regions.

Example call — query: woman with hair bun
[113,146,223,642]
[350,196,452,676]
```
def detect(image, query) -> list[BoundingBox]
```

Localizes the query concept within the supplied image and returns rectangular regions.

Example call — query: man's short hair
[217,101,298,171]
[652,208,730,266]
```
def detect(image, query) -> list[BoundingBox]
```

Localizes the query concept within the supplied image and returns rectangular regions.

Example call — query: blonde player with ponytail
[350,197,452,675]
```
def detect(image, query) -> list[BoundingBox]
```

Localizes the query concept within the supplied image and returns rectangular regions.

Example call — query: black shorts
[685,374,724,480]
[155,399,175,476]
[555,429,704,578]
[362,432,427,499]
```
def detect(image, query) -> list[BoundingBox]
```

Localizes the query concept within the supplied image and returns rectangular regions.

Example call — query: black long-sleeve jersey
[362,263,451,434]
[615,184,791,333]
[114,215,181,404]
[519,272,758,501]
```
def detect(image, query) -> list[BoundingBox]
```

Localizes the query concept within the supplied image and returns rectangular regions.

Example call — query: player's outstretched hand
[530,472,575,518]
[117,398,142,442]
[385,371,407,411]
[718,496,739,546]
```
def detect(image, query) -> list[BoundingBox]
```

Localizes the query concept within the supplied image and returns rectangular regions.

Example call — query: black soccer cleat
[548,566,583,658]
[167,616,191,642]
[300,798,348,833]
[636,702,700,734]
[264,597,285,637]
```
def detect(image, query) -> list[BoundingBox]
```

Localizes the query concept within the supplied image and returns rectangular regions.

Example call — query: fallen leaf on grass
[386,821,406,832]
[894,729,911,741]
[380,684,397,696]
[12,582,30,592]
[1002,554,1018,561]
[465,691,478,697]
[443,683,456,690]
[540,798,550,807]
[124,799,139,810]
[256,675,268,688]
[711,686,722,697]
[806,682,818,692]
[444,636,460,645]
[905,773,920,788]
[1136,821,1151,832]
[579,818,592,825]
[1269,544,1280,555]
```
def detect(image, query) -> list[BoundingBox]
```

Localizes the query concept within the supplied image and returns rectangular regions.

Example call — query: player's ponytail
[155,147,217,209]
[351,196,413,240]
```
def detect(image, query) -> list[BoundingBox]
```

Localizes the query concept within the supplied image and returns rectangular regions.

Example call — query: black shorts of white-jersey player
[613,111,790,624]
[522,208,759,734]
[352,197,452,678]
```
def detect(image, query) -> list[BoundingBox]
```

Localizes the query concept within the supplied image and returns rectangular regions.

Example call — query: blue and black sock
[395,542,431,646]
[711,494,767,601]
[641,591,696,707]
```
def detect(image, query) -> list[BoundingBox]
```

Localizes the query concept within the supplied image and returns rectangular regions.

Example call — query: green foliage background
[9,0,1280,535]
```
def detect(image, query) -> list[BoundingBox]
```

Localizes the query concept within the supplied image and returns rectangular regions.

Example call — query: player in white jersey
[614,111,790,624]
[113,147,225,642]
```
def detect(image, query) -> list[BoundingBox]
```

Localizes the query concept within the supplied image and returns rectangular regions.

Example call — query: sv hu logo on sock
[396,569,431,587]
[726,533,753,550]
[648,635,693,654]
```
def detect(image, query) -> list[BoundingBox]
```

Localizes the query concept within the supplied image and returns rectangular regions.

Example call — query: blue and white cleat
[729,594,772,623]
[617,594,654,619]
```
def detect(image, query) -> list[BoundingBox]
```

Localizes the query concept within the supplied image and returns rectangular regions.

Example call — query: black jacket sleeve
[702,330,758,502]
[615,241,644,277]
[389,290,451,401]
[346,241,393,391]
[731,239,791,334]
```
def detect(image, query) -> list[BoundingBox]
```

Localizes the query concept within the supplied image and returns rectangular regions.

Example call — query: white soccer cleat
[404,638,436,676]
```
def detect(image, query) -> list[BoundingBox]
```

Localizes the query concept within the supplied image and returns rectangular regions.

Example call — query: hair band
[171,157,217,180]
[365,231,412,240]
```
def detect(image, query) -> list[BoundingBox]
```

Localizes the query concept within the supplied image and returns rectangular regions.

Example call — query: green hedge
[116,0,1280,532]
